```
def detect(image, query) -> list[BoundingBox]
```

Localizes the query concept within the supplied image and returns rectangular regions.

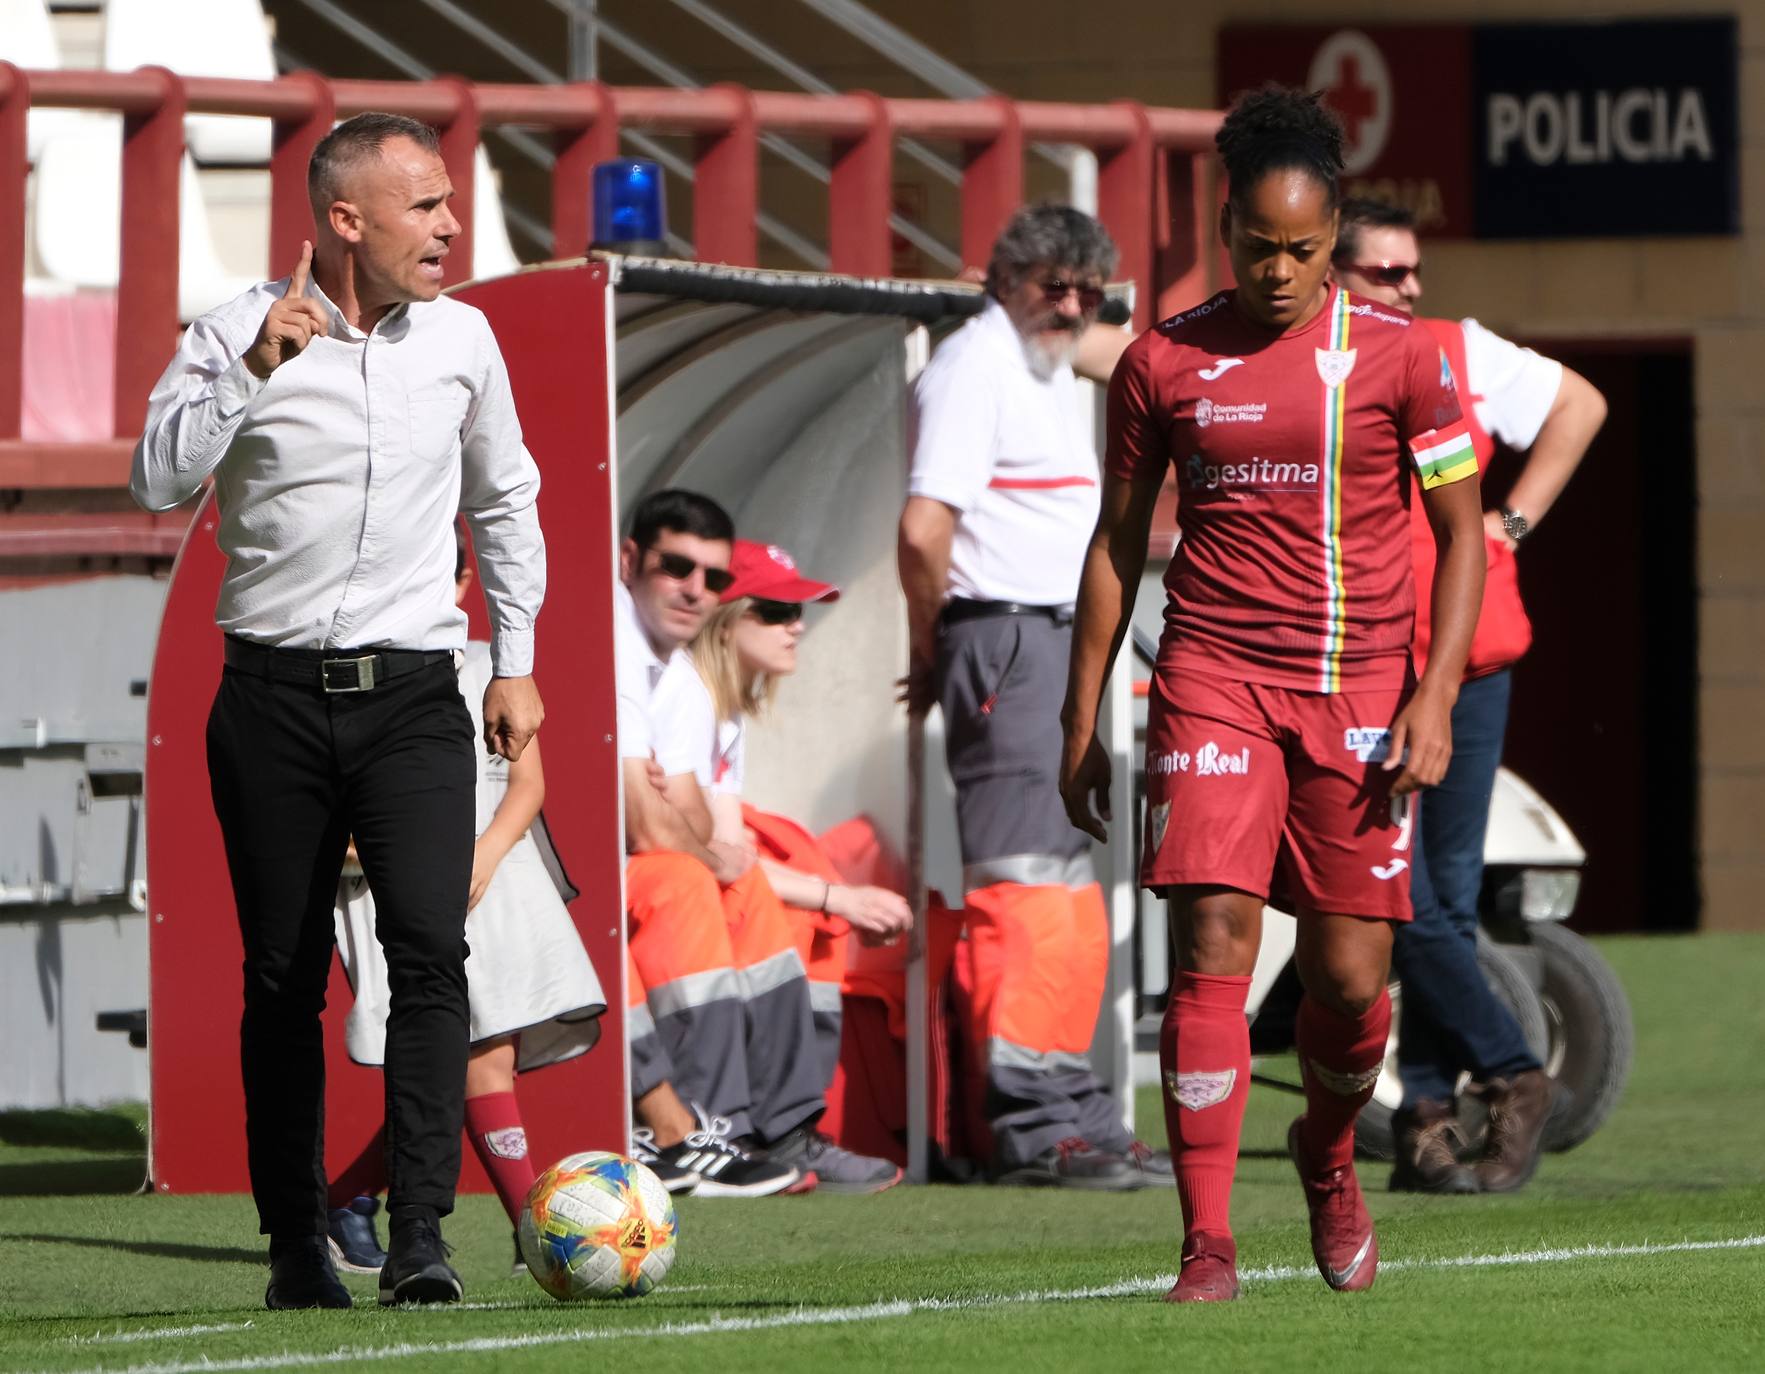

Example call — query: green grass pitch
[2,932,1762,1373]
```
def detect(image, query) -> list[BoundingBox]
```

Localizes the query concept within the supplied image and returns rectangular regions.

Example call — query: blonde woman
[677,540,911,1191]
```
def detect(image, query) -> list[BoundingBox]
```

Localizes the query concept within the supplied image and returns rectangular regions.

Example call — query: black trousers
[206,652,476,1237]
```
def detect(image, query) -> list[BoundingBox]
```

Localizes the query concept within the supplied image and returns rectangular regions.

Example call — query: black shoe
[266,1236,352,1310]
[630,1127,703,1194]
[992,1137,1143,1191]
[646,1108,802,1198]
[378,1210,463,1306]
[326,1195,388,1273]
[510,1229,528,1280]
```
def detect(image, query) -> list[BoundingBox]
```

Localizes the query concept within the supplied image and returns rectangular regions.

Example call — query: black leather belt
[223,636,454,694]
[939,598,1074,627]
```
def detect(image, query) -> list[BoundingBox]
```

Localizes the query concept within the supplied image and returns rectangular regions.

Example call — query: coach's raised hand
[244,241,330,380]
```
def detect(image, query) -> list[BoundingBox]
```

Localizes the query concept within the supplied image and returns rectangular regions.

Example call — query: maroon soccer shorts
[1141,668,1415,921]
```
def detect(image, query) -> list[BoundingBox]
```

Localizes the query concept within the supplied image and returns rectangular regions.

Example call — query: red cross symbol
[1322,52,1379,149]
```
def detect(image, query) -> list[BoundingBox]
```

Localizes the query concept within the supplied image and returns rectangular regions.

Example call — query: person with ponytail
[1060,85,1486,1301]
[676,539,910,1193]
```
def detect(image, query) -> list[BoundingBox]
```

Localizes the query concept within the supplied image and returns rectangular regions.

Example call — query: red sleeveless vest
[1413,317,1533,679]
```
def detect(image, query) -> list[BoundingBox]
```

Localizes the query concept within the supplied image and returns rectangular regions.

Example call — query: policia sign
[1475,17,1738,238]
[1218,17,1738,239]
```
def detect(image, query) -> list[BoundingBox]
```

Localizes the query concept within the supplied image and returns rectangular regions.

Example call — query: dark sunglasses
[650,549,734,594]
[1037,278,1107,311]
[1345,260,1421,287]
[747,599,804,626]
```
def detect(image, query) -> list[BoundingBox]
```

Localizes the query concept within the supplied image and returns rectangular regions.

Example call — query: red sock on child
[327,1130,388,1212]
[466,1091,537,1225]
[1160,971,1252,1241]
[1295,989,1393,1172]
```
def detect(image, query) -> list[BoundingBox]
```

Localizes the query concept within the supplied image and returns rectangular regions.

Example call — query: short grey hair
[308,111,442,210]
[985,203,1118,297]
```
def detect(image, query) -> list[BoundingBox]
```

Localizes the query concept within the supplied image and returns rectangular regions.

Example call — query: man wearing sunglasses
[900,204,1167,1190]
[1331,198,1607,1196]
[613,489,825,1198]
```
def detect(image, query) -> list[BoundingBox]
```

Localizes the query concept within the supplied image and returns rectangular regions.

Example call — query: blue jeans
[1393,669,1541,1107]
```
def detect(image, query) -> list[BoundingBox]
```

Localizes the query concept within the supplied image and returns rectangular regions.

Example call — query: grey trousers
[937,608,1131,1166]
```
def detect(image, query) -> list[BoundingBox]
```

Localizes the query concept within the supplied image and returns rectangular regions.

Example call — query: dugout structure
[143,256,1139,1191]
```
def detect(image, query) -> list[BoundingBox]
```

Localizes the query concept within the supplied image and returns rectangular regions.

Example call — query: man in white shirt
[899,205,1165,1190]
[131,113,545,1310]
[1332,198,1606,1196]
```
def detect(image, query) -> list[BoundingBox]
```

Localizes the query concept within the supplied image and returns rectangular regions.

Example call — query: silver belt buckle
[321,655,377,693]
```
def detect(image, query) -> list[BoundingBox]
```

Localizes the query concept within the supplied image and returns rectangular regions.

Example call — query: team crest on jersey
[1148,800,1171,853]
[1167,1068,1237,1111]
[1315,348,1357,388]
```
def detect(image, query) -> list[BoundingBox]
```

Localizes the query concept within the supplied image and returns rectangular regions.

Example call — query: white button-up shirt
[611,580,704,777]
[131,277,545,676]
[907,297,1100,606]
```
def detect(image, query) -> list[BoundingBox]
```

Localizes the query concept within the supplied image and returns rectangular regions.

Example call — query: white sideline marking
[32,1235,1765,1374]
[69,1322,256,1346]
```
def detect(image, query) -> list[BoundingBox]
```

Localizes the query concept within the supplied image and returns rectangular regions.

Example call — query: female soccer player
[1059,86,1485,1301]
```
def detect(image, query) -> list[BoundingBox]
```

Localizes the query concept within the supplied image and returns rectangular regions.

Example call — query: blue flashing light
[591,159,666,249]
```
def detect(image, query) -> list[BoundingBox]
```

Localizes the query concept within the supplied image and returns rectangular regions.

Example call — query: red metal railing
[0,65,1221,496]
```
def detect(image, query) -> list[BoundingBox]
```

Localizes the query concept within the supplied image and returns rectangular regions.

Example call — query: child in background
[326,538,606,1274]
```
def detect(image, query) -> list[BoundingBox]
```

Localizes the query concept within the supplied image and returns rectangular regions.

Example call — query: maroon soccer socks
[1290,988,1391,1291]
[1160,971,1252,1298]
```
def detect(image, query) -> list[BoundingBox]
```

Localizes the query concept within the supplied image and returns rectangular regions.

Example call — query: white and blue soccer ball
[518,1151,679,1300]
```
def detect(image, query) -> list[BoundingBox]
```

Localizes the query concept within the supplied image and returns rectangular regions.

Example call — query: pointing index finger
[284,241,312,299]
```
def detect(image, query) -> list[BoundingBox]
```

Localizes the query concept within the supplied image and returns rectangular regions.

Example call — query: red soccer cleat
[1288,1117,1378,1292]
[1164,1231,1241,1303]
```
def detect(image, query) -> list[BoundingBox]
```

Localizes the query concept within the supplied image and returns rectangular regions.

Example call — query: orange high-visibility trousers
[625,852,751,1133]
[959,878,1130,1166]
[742,805,853,1092]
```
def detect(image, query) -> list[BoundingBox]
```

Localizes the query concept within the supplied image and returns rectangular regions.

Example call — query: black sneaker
[630,1127,703,1194]
[378,1210,462,1306]
[326,1195,387,1273]
[266,1236,352,1310]
[992,1137,1143,1191]
[510,1229,528,1280]
[648,1108,802,1198]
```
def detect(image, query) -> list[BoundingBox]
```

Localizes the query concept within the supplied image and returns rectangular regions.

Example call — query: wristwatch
[1499,507,1530,543]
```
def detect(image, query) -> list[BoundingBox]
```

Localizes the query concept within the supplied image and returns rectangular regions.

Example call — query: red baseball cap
[720,539,840,604]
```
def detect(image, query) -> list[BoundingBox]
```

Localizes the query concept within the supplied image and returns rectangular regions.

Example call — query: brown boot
[1470,1069,1556,1193]
[1389,1099,1478,1194]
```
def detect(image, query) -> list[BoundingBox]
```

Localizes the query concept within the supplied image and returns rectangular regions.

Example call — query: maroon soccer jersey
[1108,284,1475,693]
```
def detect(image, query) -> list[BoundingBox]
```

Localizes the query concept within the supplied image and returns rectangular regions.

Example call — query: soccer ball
[518,1152,679,1300]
